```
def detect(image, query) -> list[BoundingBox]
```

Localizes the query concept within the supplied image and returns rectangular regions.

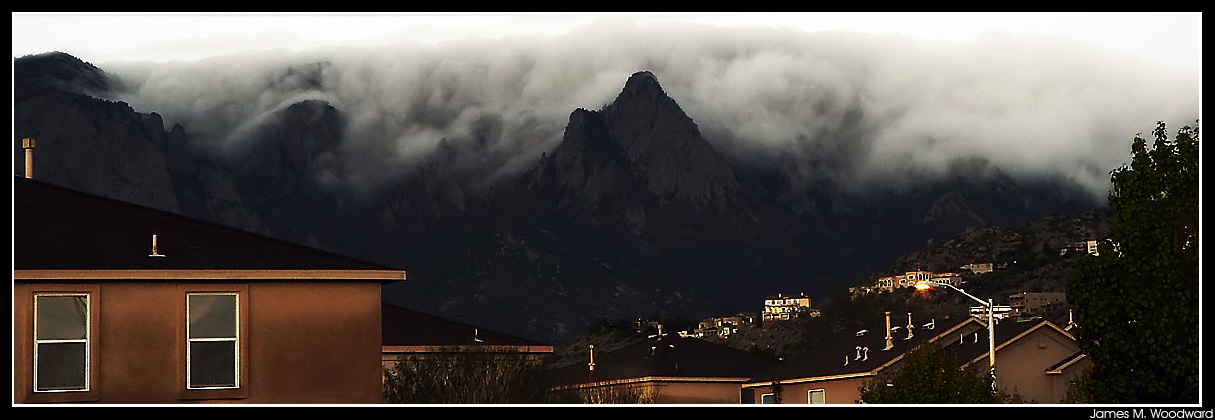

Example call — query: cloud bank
[105,21,1200,202]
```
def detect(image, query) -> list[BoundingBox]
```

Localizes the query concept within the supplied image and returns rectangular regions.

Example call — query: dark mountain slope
[13,54,1105,344]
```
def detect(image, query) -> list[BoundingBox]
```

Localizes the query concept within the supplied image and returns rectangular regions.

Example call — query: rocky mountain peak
[615,70,664,101]
[13,51,112,97]
[538,71,739,209]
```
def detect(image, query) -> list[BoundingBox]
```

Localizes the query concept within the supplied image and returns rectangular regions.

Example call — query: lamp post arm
[923,281,989,308]
[919,280,997,392]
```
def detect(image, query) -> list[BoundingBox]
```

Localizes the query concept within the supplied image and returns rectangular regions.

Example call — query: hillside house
[864,270,966,294]
[14,177,406,404]
[689,315,752,339]
[741,310,1089,404]
[762,293,815,328]
[961,262,995,274]
[1059,240,1099,257]
[549,335,780,404]
[1008,292,1068,319]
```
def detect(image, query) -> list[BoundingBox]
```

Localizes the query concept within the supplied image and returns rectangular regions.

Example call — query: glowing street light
[915,280,997,391]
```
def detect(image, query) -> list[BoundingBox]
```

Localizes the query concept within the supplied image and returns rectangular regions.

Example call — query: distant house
[1008,292,1068,319]
[1060,240,1099,257]
[961,262,995,274]
[942,318,1090,404]
[14,177,406,404]
[741,310,1089,404]
[743,311,970,404]
[848,285,875,297]
[380,302,553,374]
[550,335,780,404]
[690,315,752,339]
[869,270,964,293]
[762,293,814,328]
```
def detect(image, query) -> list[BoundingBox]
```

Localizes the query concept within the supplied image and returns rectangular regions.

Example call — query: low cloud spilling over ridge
[104,21,1200,202]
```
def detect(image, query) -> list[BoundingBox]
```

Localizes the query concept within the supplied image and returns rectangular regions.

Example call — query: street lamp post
[915,280,997,392]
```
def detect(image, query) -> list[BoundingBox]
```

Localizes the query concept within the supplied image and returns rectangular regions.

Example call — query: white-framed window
[761,393,777,404]
[34,294,91,392]
[186,293,239,389]
[808,389,826,404]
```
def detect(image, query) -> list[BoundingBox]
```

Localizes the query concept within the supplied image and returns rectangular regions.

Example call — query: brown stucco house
[380,301,553,373]
[549,334,781,404]
[13,176,406,404]
[942,316,1091,403]
[741,310,1090,404]
[743,311,974,404]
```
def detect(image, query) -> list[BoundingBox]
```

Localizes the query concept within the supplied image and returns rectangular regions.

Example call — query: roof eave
[14,268,407,282]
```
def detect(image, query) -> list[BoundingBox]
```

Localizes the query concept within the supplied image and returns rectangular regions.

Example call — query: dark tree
[858,343,999,404]
[1066,121,1199,403]
[382,347,580,404]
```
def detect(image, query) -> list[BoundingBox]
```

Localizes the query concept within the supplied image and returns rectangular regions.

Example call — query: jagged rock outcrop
[12,52,261,231]
[13,52,180,213]
[533,71,739,211]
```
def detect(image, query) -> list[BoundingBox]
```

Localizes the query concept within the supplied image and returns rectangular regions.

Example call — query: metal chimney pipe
[22,138,35,179]
[884,311,893,350]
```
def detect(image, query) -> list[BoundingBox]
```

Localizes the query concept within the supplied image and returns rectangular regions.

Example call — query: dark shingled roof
[747,312,979,384]
[551,335,781,386]
[14,176,400,273]
[381,302,549,347]
[941,318,1065,369]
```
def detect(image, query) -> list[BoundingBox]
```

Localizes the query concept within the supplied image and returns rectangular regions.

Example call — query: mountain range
[12,52,1102,344]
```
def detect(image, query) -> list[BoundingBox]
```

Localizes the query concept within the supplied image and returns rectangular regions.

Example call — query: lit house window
[187,293,239,389]
[34,294,90,392]
[808,389,825,404]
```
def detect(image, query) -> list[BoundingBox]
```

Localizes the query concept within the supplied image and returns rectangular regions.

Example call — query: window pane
[190,341,237,388]
[36,295,87,340]
[809,390,826,404]
[188,294,236,339]
[761,393,776,404]
[36,342,87,391]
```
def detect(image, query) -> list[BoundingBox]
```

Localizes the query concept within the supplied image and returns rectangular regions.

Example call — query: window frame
[23,284,100,403]
[808,388,826,404]
[178,284,249,400]
[186,292,240,390]
[33,293,91,393]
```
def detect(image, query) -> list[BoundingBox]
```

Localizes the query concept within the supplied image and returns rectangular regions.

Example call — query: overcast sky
[10,12,1203,202]
[12,12,1202,69]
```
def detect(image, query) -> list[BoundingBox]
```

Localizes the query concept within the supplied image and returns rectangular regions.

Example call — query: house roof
[13,177,403,276]
[746,312,979,385]
[765,293,810,300]
[1045,350,1088,375]
[381,302,550,348]
[746,312,1083,387]
[941,318,1074,370]
[551,335,781,386]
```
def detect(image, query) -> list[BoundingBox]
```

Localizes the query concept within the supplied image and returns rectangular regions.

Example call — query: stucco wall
[747,376,871,404]
[14,279,382,404]
[985,326,1086,404]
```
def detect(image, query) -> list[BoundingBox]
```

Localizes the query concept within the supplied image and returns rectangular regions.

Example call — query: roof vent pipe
[22,138,35,179]
[884,311,893,351]
[149,234,166,257]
